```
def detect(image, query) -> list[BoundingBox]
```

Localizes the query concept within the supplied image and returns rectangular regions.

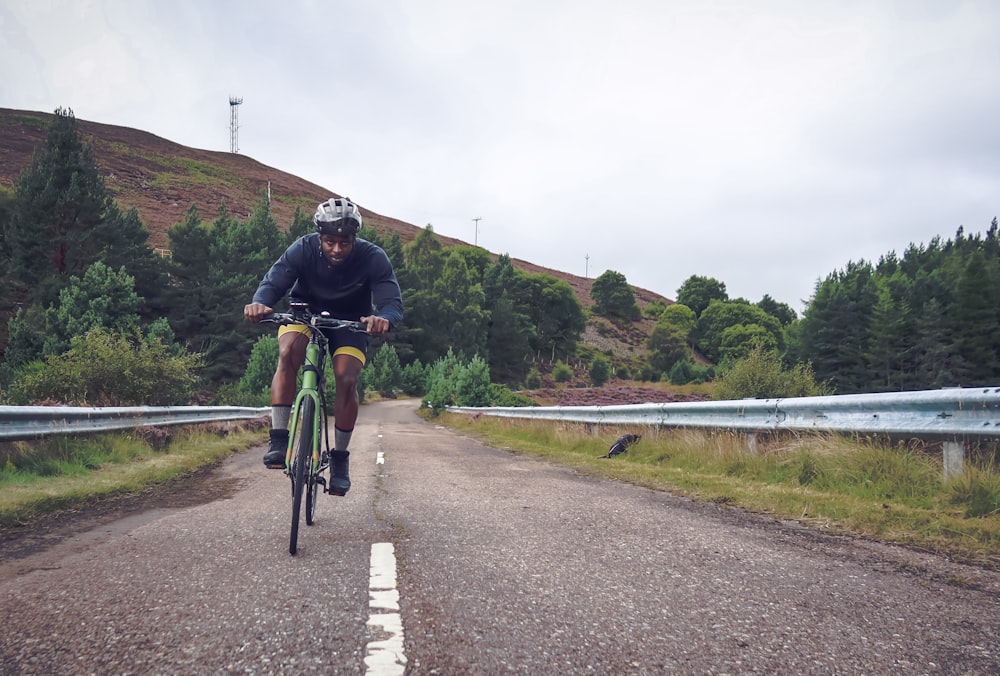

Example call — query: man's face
[320,233,354,265]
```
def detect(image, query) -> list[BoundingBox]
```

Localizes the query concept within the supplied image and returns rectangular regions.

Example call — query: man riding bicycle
[244,197,403,496]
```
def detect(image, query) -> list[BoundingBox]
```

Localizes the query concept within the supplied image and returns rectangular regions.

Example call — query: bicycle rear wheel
[289,396,315,555]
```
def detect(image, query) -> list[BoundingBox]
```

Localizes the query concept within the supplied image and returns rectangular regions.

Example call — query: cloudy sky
[2,1,998,312]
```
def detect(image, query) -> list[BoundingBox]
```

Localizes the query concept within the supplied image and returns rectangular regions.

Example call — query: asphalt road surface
[1,399,998,674]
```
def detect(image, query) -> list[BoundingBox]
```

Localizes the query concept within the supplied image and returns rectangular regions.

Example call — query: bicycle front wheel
[289,396,315,555]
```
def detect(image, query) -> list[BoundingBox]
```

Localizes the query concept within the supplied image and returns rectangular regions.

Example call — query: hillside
[0,107,670,367]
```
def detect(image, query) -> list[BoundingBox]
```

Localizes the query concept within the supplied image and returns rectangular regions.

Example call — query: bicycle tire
[305,421,320,525]
[289,397,315,555]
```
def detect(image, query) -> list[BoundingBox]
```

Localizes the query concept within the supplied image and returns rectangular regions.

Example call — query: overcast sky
[2,1,998,312]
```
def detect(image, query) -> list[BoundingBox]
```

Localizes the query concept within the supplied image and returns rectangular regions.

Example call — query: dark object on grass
[599,433,641,458]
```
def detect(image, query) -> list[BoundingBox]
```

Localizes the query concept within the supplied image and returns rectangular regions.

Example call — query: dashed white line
[365,542,406,675]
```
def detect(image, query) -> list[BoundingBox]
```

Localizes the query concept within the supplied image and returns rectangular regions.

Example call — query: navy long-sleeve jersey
[251,234,403,328]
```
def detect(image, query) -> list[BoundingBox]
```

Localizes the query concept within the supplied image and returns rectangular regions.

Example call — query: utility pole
[585,254,590,278]
[229,96,243,153]
[473,216,482,246]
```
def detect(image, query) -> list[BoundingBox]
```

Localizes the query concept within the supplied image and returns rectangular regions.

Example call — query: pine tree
[4,108,113,306]
[951,250,998,384]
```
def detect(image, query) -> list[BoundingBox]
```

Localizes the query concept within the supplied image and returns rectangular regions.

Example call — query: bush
[524,367,542,389]
[713,344,830,400]
[552,360,573,383]
[236,335,278,403]
[367,343,403,396]
[589,356,610,386]
[400,359,428,396]
[7,328,202,405]
[455,355,491,407]
[488,383,536,407]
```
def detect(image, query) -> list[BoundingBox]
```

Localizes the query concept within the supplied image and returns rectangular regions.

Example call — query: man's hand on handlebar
[244,302,273,323]
[361,315,389,335]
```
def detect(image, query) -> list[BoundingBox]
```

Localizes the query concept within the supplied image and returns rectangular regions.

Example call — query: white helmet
[314,197,361,236]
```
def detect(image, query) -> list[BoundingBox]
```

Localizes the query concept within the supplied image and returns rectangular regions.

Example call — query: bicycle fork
[286,338,331,489]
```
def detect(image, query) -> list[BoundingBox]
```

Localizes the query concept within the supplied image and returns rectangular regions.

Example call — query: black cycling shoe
[329,450,351,496]
[263,429,289,469]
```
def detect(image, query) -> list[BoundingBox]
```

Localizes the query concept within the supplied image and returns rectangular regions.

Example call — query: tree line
[1,109,996,406]
[0,108,586,405]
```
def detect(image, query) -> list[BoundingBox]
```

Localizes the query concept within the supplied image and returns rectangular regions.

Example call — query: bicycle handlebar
[260,311,369,333]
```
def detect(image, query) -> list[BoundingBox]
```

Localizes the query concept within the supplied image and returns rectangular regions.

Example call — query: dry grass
[436,413,1000,569]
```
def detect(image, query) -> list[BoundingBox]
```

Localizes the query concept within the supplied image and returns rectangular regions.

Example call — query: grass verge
[0,421,266,528]
[432,412,1000,569]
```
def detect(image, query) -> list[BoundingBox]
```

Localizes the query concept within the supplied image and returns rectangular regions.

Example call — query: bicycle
[261,305,368,555]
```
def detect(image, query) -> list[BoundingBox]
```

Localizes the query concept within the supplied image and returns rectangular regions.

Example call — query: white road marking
[365,543,406,675]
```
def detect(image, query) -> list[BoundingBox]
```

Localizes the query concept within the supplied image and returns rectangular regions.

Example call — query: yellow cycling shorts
[278,324,367,366]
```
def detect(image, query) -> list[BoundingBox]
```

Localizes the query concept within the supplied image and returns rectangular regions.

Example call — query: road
[1,399,998,674]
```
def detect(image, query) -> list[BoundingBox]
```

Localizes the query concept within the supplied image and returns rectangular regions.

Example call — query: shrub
[8,328,201,405]
[400,359,428,396]
[367,343,403,396]
[488,383,536,407]
[552,360,573,383]
[455,355,491,407]
[713,344,830,400]
[589,356,611,386]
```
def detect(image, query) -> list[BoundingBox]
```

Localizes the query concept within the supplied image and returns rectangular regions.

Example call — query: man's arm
[368,249,404,329]
[249,240,305,311]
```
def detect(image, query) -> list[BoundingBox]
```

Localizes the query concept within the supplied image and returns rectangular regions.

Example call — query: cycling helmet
[314,197,362,237]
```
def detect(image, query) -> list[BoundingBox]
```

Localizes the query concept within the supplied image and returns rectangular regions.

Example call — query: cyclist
[244,197,403,496]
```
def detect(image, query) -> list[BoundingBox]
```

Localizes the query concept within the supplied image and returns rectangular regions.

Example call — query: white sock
[272,405,292,430]
[334,427,353,451]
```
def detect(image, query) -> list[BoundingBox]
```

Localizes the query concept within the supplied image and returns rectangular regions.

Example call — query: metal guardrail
[449,387,1000,479]
[448,387,1000,438]
[0,405,270,441]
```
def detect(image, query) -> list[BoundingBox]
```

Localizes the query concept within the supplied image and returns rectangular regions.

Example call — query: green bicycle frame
[285,333,327,472]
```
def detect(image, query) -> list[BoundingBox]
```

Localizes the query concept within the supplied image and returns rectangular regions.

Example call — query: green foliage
[488,383,536,407]
[455,355,491,407]
[552,360,573,383]
[589,355,611,386]
[419,351,493,409]
[400,359,428,396]
[7,328,202,406]
[423,348,463,412]
[4,305,47,371]
[696,299,783,363]
[3,108,114,305]
[522,272,586,361]
[643,300,668,319]
[524,367,542,389]
[42,261,142,357]
[590,269,639,319]
[756,294,797,326]
[717,323,778,363]
[947,464,1000,518]
[647,324,689,373]
[367,342,403,396]
[236,335,278,403]
[676,275,728,317]
[713,344,830,400]
[667,358,714,385]
[165,197,286,384]
[797,224,1000,392]
[659,303,697,339]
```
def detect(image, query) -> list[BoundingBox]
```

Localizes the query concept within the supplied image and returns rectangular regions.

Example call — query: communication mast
[229,96,243,153]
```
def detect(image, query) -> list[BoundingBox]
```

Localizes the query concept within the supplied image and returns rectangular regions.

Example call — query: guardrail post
[943,438,965,480]
[744,432,758,455]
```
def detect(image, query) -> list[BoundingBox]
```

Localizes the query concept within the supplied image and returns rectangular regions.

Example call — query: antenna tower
[229,96,243,153]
